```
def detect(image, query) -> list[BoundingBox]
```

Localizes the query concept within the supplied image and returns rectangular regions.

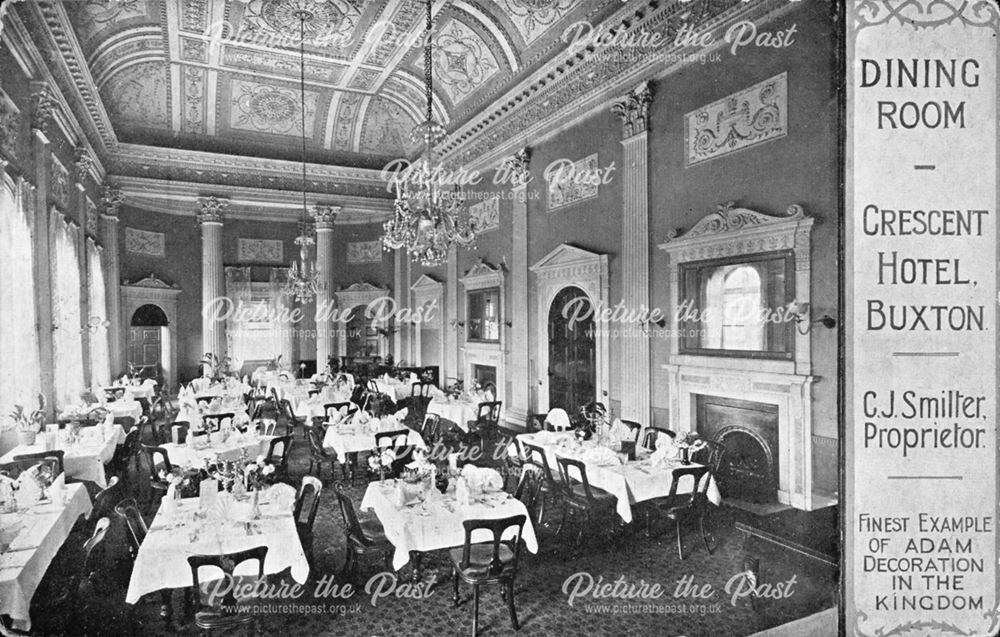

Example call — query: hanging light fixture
[382,0,476,266]
[284,10,323,303]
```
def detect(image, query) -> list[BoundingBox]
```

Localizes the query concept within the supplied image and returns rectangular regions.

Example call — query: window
[87,240,110,386]
[467,288,500,342]
[52,211,84,405]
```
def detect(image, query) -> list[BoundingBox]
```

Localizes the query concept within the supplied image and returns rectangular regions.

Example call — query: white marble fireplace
[659,203,820,511]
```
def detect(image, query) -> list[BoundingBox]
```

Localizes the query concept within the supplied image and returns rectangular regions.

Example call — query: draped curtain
[87,238,110,386]
[0,176,41,409]
[51,209,84,407]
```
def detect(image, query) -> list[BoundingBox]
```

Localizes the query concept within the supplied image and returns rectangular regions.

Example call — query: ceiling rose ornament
[241,0,362,47]
[382,0,476,267]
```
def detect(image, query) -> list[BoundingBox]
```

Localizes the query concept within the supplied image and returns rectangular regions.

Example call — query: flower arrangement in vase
[367,448,397,481]
[7,394,46,446]
[674,432,707,465]
[574,401,608,442]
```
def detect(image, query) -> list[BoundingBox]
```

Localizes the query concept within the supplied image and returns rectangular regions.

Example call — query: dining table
[125,483,308,627]
[514,431,722,523]
[360,478,538,571]
[322,421,425,460]
[0,425,125,488]
[372,377,415,403]
[425,397,480,433]
[0,480,93,631]
[159,431,276,467]
[292,388,355,419]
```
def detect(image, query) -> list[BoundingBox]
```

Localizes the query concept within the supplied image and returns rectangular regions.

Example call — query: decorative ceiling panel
[99,60,170,131]
[425,17,500,106]
[226,76,321,137]
[360,96,419,157]
[495,0,575,45]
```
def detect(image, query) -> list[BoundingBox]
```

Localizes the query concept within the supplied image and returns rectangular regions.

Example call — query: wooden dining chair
[91,476,123,531]
[324,402,357,420]
[187,546,268,635]
[618,419,643,444]
[140,444,172,511]
[555,456,617,547]
[114,498,148,561]
[469,401,501,447]
[201,413,234,433]
[306,424,336,483]
[334,483,393,581]
[692,440,726,475]
[449,514,526,637]
[520,441,563,527]
[265,435,293,478]
[374,429,414,478]
[420,413,441,445]
[294,476,323,566]
[642,426,677,451]
[512,465,543,529]
[654,465,715,559]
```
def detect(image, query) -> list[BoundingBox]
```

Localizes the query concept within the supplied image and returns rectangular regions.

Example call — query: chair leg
[700,513,713,555]
[452,567,460,606]
[505,580,519,630]
[574,510,586,548]
[554,503,569,536]
[536,492,547,526]
[471,584,480,637]
[675,520,685,560]
[341,547,356,581]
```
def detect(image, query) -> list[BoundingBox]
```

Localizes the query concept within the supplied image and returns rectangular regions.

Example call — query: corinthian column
[198,196,228,359]
[312,204,339,371]
[611,81,653,424]
[100,187,124,375]
[503,148,531,425]
[32,82,57,412]
[74,147,95,384]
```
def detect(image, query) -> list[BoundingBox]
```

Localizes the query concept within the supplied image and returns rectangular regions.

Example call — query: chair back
[420,413,440,442]
[642,427,676,451]
[188,546,268,608]
[374,429,410,450]
[92,476,123,522]
[513,465,543,515]
[307,387,321,398]
[141,444,173,478]
[457,515,526,578]
[165,420,190,445]
[334,482,367,539]
[366,379,380,393]
[556,456,601,502]
[82,516,111,571]
[667,465,712,510]
[325,402,357,419]
[12,449,65,477]
[114,498,148,558]
[111,428,140,470]
[475,402,502,432]
[521,442,560,490]
[692,440,725,475]
[618,419,642,444]
[265,435,293,473]
[202,413,234,432]
[112,416,136,432]
[294,476,323,532]
[247,397,268,420]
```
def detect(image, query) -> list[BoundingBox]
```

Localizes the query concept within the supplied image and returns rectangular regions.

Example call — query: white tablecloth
[107,400,143,422]
[159,434,275,468]
[125,483,308,604]
[292,390,354,419]
[516,432,721,523]
[104,385,154,401]
[0,426,125,487]
[322,424,424,459]
[175,405,251,430]
[360,479,538,571]
[426,398,479,433]
[373,379,413,403]
[0,482,93,630]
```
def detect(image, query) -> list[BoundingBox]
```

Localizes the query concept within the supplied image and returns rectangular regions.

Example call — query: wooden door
[127,326,161,375]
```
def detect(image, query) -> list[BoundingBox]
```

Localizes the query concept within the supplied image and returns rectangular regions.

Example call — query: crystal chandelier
[283,10,323,303]
[382,0,476,266]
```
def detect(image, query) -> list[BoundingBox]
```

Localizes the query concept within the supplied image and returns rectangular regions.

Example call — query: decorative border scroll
[685,72,787,167]
[347,240,382,264]
[547,153,599,211]
[237,238,283,263]
[124,227,165,257]
[49,153,70,210]
[469,197,499,233]
[854,0,1000,32]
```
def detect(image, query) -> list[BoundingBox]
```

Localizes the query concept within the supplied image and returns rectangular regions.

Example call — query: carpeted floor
[26,429,838,636]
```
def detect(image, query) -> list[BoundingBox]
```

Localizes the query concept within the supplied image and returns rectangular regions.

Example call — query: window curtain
[51,209,84,407]
[87,238,110,387]
[0,176,41,410]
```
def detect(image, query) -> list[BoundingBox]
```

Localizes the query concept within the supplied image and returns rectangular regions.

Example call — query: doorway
[128,304,168,381]
[547,286,595,411]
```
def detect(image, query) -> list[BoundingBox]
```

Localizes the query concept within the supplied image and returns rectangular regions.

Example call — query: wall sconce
[790,302,837,335]
[503,320,513,328]
[450,319,465,329]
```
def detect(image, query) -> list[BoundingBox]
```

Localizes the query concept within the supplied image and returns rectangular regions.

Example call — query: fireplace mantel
[658,203,819,511]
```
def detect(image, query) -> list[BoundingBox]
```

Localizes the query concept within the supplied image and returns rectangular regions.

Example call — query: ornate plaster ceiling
[59,0,619,168]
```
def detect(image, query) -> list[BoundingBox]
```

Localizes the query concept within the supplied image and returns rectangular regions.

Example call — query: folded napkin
[460,465,504,494]
[532,430,569,445]
[649,434,681,466]
[607,418,634,442]
[581,446,622,466]
[545,408,571,431]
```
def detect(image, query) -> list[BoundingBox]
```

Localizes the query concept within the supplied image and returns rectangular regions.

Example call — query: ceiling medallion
[243,0,362,46]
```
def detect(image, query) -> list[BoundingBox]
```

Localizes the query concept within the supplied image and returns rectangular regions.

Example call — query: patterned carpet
[26,430,837,636]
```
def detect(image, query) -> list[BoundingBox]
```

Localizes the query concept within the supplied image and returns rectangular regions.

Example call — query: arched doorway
[128,304,168,382]
[547,286,595,411]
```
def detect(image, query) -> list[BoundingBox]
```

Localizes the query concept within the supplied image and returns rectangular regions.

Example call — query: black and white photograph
[0,0,993,635]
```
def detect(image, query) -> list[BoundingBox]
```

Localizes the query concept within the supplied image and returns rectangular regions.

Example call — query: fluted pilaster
[312,204,339,371]
[100,187,124,375]
[612,82,653,423]
[504,148,531,424]
[198,196,228,359]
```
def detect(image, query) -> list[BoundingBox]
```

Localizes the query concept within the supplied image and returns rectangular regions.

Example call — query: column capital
[311,204,341,230]
[100,186,123,220]
[73,146,94,184]
[197,196,229,224]
[29,81,57,135]
[0,95,18,162]
[501,147,531,189]
[611,80,653,138]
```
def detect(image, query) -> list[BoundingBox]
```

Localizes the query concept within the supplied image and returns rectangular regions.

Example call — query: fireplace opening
[696,395,779,503]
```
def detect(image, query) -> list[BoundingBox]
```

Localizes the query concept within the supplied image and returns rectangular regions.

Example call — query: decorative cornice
[197,196,229,224]
[663,202,806,243]
[611,81,653,138]
[500,147,531,188]
[460,259,504,290]
[100,186,124,219]
[311,204,342,230]
[29,81,57,134]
